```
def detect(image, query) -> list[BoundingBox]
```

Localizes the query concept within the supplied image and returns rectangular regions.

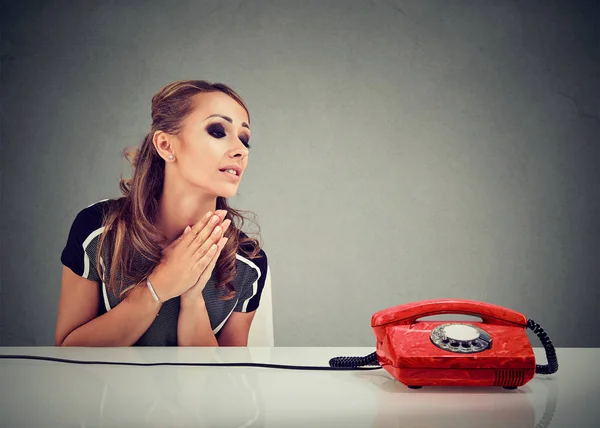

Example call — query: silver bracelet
[146,277,162,303]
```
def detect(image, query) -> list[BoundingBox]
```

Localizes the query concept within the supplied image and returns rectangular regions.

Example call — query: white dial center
[443,324,479,341]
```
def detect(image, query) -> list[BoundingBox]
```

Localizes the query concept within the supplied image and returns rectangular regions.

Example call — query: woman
[55,80,268,347]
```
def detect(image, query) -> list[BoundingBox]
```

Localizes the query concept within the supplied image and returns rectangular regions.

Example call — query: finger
[201,221,229,259]
[191,222,224,262]
[196,238,228,283]
[221,219,232,235]
[164,225,191,252]
[192,242,218,275]
[186,210,225,254]
[185,211,215,248]
[216,236,228,252]
[216,209,227,222]
[174,225,191,244]
[184,212,212,244]
[208,237,228,266]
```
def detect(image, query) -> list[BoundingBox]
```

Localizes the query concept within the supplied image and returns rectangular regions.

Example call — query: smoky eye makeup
[240,134,251,149]
[206,122,251,148]
[206,123,226,139]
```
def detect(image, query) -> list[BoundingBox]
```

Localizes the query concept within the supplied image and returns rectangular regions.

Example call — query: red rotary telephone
[329,299,558,389]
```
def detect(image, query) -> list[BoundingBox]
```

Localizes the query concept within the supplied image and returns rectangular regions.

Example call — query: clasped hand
[148,210,231,303]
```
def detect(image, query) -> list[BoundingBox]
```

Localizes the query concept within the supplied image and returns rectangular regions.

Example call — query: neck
[156,174,218,245]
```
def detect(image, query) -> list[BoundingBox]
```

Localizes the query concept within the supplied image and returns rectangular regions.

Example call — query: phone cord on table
[527,318,558,375]
[328,352,379,368]
[328,319,559,375]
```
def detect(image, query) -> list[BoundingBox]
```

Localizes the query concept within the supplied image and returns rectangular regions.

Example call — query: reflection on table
[0,347,597,428]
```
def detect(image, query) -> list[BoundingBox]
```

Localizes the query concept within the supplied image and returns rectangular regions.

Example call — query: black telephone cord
[527,319,558,375]
[328,351,379,368]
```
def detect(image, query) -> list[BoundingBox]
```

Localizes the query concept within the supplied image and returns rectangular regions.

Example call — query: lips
[218,165,241,176]
[218,165,242,183]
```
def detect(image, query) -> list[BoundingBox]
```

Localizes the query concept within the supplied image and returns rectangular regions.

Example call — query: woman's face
[173,91,251,198]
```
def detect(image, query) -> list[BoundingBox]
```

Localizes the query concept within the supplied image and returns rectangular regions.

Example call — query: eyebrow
[204,114,250,130]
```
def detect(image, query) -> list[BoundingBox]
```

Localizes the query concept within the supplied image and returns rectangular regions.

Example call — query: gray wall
[1,0,598,347]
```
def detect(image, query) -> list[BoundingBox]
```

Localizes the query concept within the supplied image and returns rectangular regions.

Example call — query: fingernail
[211,215,219,224]
[184,226,191,233]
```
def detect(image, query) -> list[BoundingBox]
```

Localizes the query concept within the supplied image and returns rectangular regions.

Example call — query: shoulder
[68,199,119,243]
[236,231,268,271]
[234,231,269,290]
[232,232,269,313]
[61,199,118,279]
[71,199,115,231]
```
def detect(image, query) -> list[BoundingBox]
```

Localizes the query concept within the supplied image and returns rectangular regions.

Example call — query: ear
[152,130,177,162]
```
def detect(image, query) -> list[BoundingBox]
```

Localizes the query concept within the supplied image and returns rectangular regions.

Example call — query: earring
[169,154,174,161]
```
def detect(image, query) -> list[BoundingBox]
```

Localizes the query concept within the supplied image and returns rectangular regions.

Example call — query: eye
[240,136,251,149]
[207,123,226,139]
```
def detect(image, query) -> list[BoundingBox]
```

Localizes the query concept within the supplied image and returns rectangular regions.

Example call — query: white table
[0,347,598,427]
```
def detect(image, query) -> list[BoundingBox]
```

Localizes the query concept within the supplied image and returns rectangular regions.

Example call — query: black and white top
[60,199,269,346]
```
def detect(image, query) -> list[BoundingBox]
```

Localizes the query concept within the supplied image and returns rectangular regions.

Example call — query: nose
[229,139,249,159]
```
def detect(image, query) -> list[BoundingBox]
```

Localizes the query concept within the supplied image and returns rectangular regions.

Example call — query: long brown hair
[96,80,262,299]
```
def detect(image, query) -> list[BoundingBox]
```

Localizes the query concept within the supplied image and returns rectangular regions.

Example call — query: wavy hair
[95,80,262,299]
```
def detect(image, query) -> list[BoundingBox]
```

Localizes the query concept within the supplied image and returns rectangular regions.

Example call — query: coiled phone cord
[527,319,558,375]
[328,351,380,368]
[328,318,559,375]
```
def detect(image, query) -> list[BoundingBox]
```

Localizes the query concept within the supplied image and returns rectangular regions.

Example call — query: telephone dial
[329,299,558,389]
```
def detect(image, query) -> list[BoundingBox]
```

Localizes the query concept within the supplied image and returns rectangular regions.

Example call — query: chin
[215,186,239,199]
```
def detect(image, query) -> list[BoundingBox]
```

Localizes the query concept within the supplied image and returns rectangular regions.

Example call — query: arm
[216,248,269,346]
[177,296,218,346]
[176,212,229,347]
[217,311,256,346]
[177,226,267,347]
[55,266,161,346]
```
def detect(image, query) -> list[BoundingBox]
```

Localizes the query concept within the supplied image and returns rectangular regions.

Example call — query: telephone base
[405,385,520,390]
[380,366,536,388]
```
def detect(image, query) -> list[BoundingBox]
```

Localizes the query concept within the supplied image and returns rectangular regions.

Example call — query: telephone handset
[329,299,558,389]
